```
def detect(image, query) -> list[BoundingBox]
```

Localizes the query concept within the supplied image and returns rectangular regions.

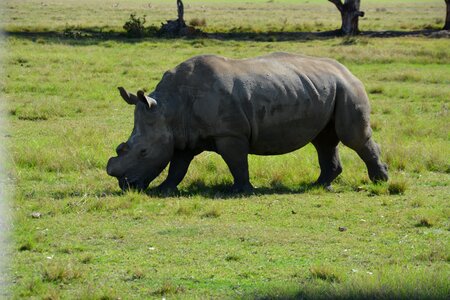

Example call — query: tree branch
[353,10,365,17]
[328,0,344,13]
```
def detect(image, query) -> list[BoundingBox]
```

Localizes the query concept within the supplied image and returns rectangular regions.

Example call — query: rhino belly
[249,122,322,155]
[249,104,331,155]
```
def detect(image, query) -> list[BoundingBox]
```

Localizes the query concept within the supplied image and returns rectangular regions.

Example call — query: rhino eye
[139,148,148,157]
[116,142,129,155]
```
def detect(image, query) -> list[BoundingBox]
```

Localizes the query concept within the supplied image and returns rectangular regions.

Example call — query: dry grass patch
[42,262,82,283]
[150,281,185,296]
[410,199,424,208]
[126,268,145,281]
[189,18,207,27]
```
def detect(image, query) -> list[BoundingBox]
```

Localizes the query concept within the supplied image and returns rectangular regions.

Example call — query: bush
[123,13,146,38]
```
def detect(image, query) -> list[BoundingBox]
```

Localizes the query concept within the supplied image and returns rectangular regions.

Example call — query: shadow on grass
[248,291,447,300]
[5,28,449,46]
[145,180,324,199]
[50,189,124,200]
[246,282,450,300]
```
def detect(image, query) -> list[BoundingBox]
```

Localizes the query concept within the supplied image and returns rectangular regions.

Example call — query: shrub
[123,13,146,38]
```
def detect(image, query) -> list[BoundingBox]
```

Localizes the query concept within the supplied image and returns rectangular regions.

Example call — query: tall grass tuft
[201,208,221,219]
[388,179,407,195]
[42,263,82,283]
[150,282,185,296]
[415,217,434,228]
[309,265,340,282]
[368,183,389,196]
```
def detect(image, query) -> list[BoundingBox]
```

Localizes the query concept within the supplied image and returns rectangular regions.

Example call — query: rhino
[107,52,388,193]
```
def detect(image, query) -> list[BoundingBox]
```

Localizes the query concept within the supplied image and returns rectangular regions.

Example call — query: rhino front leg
[215,137,254,193]
[157,150,196,194]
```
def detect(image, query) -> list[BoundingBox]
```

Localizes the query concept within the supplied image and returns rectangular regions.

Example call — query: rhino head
[106,87,174,191]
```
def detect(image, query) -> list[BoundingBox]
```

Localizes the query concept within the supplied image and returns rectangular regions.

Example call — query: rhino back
[156,53,357,155]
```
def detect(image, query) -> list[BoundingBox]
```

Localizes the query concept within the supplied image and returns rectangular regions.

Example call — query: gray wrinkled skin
[107,52,388,193]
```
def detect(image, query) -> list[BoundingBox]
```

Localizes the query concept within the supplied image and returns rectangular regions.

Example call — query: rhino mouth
[107,153,171,192]
[118,177,148,192]
[117,167,164,192]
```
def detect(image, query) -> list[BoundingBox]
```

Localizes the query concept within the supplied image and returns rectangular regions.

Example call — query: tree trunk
[329,0,365,35]
[444,0,450,30]
[159,0,187,36]
[177,0,186,28]
[159,0,204,37]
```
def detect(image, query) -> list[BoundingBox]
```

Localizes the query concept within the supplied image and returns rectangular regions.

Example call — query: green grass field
[2,0,450,299]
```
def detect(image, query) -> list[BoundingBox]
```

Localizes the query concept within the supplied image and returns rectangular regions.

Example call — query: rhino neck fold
[154,91,190,151]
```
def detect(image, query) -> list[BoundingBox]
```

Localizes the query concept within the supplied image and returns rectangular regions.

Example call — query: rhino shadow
[145,181,324,199]
[50,189,124,200]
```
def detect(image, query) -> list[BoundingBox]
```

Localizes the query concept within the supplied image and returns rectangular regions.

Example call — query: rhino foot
[155,183,180,196]
[312,182,334,192]
[368,162,389,183]
[231,183,254,194]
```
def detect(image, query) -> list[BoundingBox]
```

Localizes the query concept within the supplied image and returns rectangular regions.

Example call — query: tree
[444,0,450,30]
[159,0,188,36]
[328,0,365,35]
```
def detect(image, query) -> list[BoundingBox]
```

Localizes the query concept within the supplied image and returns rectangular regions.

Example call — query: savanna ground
[1,0,450,299]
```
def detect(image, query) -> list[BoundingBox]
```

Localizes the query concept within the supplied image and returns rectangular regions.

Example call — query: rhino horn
[118,87,139,105]
[137,90,157,108]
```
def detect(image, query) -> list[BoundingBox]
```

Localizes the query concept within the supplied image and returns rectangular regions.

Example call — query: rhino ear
[118,87,139,105]
[137,90,158,108]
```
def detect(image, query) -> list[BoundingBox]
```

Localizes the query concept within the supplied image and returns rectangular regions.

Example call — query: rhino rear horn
[118,87,139,105]
[137,90,157,108]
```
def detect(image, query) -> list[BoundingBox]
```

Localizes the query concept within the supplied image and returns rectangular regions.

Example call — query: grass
[2,0,447,35]
[2,0,450,299]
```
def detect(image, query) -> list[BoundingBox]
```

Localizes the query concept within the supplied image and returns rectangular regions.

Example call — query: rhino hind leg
[336,124,389,183]
[334,91,389,183]
[157,150,196,194]
[312,122,343,188]
[215,136,254,193]
[339,133,389,183]
[353,138,389,183]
